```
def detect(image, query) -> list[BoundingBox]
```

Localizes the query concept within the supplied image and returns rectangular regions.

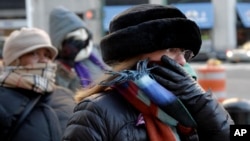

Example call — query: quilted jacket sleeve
[62,98,107,141]
[179,90,234,141]
[63,91,148,141]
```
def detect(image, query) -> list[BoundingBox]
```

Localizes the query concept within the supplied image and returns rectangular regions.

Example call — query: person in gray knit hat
[0,27,75,141]
[63,4,233,141]
[49,6,109,92]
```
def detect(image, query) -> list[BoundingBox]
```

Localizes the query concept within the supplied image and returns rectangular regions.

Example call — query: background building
[0,0,250,59]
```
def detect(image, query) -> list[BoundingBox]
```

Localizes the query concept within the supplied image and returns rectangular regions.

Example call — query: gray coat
[55,61,81,93]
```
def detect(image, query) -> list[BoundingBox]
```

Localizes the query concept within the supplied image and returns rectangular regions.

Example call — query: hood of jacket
[49,6,86,50]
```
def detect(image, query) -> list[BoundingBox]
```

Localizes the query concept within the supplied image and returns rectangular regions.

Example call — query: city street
[190,62,250,100]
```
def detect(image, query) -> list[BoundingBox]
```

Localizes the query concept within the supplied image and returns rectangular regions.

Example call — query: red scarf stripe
[116,81,151,114]
[115,81,177,141]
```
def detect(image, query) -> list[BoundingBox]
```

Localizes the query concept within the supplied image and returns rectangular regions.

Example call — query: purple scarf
[74,52,108,87]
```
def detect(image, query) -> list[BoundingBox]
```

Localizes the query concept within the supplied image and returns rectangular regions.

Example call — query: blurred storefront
[0,0,26,58]
[236,0,250,47]
[0,0,103,47]
[166,0,250,50]
[167,0,215,60]
[103,0,149,33]
[1,0,250,56]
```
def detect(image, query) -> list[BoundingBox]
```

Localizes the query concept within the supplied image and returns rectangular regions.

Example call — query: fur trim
[101,18,201,65]
[109,4,186,32]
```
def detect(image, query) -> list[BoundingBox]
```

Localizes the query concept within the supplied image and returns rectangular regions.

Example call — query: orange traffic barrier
[196,59,226,103]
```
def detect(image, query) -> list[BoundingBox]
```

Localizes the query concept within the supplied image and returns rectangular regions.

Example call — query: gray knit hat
[49,6,87,50]
[100,4,202,65]
[3,27,58,66]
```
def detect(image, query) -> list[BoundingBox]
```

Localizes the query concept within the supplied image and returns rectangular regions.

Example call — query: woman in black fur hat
[62,4,233,141]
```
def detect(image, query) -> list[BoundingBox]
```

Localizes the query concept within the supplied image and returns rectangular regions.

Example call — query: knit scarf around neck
[0,63,57,94]
[100,59,196,141]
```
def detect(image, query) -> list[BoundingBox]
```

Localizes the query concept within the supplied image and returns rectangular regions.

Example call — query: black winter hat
[100,4,202,65]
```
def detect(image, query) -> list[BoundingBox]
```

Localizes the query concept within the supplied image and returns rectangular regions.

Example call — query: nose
[38,55,50,63]
[175,54,187,66]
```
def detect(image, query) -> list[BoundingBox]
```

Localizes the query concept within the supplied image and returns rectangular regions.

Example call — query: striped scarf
[100,59,197,141]
[0,63,57,94]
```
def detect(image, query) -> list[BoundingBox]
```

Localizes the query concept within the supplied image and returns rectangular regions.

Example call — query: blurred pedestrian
[63,4,233,141]
[49,6,109,92]
[0,27,75,141]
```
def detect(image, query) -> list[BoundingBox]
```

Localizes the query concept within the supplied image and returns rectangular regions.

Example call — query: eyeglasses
[166,48,194,62]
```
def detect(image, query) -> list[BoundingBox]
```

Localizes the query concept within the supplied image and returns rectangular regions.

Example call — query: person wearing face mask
[62,4,233,141]
[0,27,75,141]
[49,6,110,92]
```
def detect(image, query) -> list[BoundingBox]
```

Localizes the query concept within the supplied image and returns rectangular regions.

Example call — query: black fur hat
[100,4,202,65]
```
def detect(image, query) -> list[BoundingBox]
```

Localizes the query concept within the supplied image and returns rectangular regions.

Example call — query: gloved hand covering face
[149,55,205,97]
[149,56,233,141]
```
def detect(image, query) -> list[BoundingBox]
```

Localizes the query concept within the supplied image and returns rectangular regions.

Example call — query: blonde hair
[75,56,143,103]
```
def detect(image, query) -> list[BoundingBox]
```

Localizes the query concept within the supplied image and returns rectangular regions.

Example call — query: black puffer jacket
[0,86,76,141]
[63,90,232,141]
[63,91,147,141]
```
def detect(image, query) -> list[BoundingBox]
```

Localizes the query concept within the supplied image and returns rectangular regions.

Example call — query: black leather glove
[149,55,204,97]
[149,55,233,141]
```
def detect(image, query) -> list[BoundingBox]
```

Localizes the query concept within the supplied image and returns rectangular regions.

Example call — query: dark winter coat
[63,91,147,141]
[63,90,232,141]
[0,86,76,141]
